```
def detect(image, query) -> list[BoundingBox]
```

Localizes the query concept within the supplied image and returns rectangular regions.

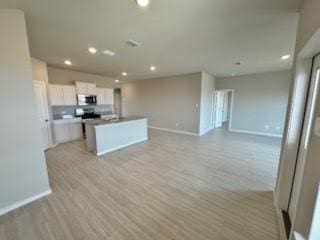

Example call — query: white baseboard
[97,138,148,156]
[0,189,52,216]
[199,127,214,136]
[229,128,283,138]
[148,126,199,136]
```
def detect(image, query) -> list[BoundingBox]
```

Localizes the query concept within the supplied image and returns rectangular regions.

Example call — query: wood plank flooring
[0,129,282,240]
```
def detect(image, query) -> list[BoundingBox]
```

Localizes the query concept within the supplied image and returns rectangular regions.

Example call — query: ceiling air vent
[126,39,142,47]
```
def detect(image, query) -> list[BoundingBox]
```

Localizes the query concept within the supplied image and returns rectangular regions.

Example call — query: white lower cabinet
[69,118,83,140]
[53,118,83,144]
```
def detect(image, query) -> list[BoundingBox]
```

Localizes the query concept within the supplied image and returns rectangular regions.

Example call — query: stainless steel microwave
[77,95,97,106]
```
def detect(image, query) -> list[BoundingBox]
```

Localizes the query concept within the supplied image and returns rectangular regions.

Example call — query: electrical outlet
[265,125,270,130]
[195,104,199,108]
[175,123,179,127]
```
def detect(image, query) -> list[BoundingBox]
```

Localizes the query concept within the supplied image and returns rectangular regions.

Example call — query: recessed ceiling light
[122,72,127,76]
[281,55,291,60]
[136,0,150,7]
[150,65,156,71]
[64,60,72,65]
[103,50,115,56]
[88,47,97,54]
[126,39,142,48]
[115,79,119,83]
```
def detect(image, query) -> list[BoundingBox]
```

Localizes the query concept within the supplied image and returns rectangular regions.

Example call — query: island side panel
[85,124,97,153]
[95,118,148,156]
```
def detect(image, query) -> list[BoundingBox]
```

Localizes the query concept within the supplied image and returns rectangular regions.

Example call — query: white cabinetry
[97,88,106,105]
[75,82,96,95]
[97,88,114,105]
[69,118,83,140]
[62,86,77,105]
[49,84,76,106]
[49,85,64,106]
[53,119,70,143]
[106,88,114,105]
[53,118,83,144]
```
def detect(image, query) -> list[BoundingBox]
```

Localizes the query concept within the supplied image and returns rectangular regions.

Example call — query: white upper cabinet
[96,88,114,105]
[97,88,106,105]
[87,83,97,95]
[62,86,77,105]
[106,88,114,105]
[75,82,87,95]
[49,84,77,106]
[76,81,96,95]
[49,85,64,106]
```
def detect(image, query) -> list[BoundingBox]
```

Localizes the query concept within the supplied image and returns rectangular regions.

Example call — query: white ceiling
[14,0,300,81]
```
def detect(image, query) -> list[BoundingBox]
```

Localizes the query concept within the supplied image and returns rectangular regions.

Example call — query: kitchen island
[85,116,148,156]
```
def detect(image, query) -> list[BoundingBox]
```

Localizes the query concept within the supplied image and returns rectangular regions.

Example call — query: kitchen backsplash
[52,105,114,116]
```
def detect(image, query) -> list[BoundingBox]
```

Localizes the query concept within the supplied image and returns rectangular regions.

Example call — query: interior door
[33,81,52,150]
[223,92,229,122]
[288,55,320,221]
[215,91,224,128]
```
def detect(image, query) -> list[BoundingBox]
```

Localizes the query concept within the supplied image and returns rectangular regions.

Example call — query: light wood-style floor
[0,129,282,240]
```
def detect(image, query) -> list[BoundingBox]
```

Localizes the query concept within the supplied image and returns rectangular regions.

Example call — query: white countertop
[85,116,147,127]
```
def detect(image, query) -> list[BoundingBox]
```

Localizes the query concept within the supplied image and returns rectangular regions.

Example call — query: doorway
[213,89,233,130]
[33,81,52,150]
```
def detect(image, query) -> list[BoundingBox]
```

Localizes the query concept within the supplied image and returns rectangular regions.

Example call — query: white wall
[0,9,50,214]
[47,66,115,88]
[199,72,215,135]
[216,70,291,136]
[31,58,49,84]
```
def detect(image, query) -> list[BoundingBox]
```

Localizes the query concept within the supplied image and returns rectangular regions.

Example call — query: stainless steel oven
[77,95,97,106]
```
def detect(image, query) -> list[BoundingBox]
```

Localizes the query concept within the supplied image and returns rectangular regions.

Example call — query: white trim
[213,89,234,131]
[97,138,148,156]
[148,126,199,136]
[273,194,288,240]
[0,189,52,216]
[230,128,283,138]
[199,127,214,136]
[293,232,305,240]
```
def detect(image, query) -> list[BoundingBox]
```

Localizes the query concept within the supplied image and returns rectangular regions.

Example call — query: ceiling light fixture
[136,0,150,7]
[88,47,97,54]
[150,65,156,71]
[64,60,72,65]
[231,74,235,77]
[126,39,142,48]
[281,55,291,60]
[103,50,115,56]
[122,72,127,76]
[115,79,119,83]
